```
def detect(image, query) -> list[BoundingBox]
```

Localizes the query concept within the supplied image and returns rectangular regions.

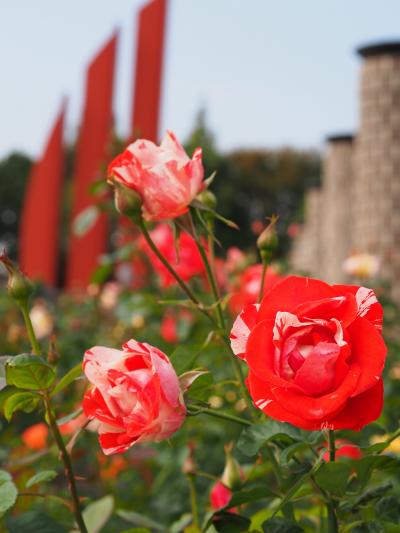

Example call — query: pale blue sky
[1,0,400,159]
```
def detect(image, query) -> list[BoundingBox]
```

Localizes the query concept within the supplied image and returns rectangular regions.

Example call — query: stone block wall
[290,188,322,277]
[291,41,400,300]
[321,135,354,284]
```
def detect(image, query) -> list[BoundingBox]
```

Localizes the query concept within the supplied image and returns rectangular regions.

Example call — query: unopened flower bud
[47,335,60,364]
[196,189,217,210]
[221,444,242,490]
[257,216,279,263]
[182,444,197,475]
[114,183,143,224]
[0,252,33,305]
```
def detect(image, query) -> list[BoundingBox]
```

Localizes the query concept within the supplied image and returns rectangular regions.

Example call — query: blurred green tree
[184,110,321,257]
[0,152,32,258]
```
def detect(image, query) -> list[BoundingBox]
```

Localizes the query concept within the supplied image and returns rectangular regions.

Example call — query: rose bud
[47,335,60,364]
[210,481,236,512]
[113,182,143,223]
[182,443,197,475]
[82,339,186,455]
[108,131,204,221]
[230,276,386,430]
[256,215,279,263]
[221,444,242,491]
[196,189,217,211]
[0,252,33,305]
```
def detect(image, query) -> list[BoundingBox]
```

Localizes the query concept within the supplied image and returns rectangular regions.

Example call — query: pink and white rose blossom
[108,130,204,221]
[82,339,186,455]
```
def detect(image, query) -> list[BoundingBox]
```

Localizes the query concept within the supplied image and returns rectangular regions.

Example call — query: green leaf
[6,511,67,532]
[236,421,301,456]
[314,462,351,497]
[212,512,251,533]
[90,263,113,285]
[4,391,40,421]
[346,482,393,512]
[0,355,11,391]
[5,354,55,390]
[352,455,399,489]
[25,470,57,488]
[271,455,323,518]
[169,513,193,533]
[280,442,310,467]
[228,486,274,507]
[117,510,166,532]
[262,517,304,532]
[51,362,82,397]
[376,496,400,524]
[0,470,18,516]
[73,206,99,237]
[83,495,114,533]
[119,529,151,533]
[56,407,83,427]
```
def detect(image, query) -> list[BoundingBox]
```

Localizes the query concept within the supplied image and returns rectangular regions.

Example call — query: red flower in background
[22,423,48,451]
[322,440,362,461]
[161,313,178,343]
[82,339,186,455]
[140,224,205,288]
[230,276,386,431]
[108,131,204,221]
[229,263,282,316]
[210,481,236,512]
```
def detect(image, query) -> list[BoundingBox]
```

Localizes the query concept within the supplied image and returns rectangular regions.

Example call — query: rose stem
[186,474,199,528]
[258,261,267,303]
[140,215,254,416]
[257,255,295,520]
[327,429,339,532]
[19,302,41,355]
[44,395,88,533]
[207,219,218,296]
[138,219,213,324]
[187,405,251,426]
[191,214,255,416]
[16,297,87,532]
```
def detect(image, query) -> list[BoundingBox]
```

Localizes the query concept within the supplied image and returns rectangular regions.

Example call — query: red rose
[139,224,205,288]
[82,339,186,455]
[108,131,204,221]
[230,276,386,430]
[229,264,282,316]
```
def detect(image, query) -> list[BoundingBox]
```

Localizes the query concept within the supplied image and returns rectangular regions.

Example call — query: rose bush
[82,338,186,454]
[108,130,204,221]
[231,275,386,430]
[1,130,399,533]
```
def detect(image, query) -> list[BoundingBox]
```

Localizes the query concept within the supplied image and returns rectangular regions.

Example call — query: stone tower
[321,134,354,284]
[290,188,322,276]
[353,42,400,299]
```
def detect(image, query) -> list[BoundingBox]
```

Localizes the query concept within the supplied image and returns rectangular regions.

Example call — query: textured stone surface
[291,42,400,300]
